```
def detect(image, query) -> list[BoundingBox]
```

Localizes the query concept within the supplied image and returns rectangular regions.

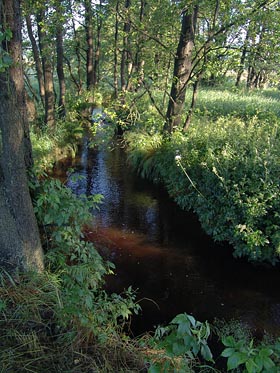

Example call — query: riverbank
[124,109,280,265]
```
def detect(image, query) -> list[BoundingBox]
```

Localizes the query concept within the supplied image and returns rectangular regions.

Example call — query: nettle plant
[33,178,140,340]
[221,335,280,372]
[148,313,213,372]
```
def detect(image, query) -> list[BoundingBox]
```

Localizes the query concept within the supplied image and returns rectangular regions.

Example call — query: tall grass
[188,87,280,120]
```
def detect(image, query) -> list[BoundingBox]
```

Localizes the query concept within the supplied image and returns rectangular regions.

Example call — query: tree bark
[164,6,198,134]
[0,0,44,272]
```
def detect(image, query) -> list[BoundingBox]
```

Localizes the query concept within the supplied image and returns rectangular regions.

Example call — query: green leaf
[227,352,246,371]
[221,347,236,358]
[222,336,236,347]
[183,334,194,347]
[245,359,257,373]
[263,357,275,370]
[201,344,213,362]
[186,314,197,327]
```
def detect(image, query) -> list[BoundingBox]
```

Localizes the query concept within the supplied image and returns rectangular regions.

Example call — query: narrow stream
[54,139,280,337]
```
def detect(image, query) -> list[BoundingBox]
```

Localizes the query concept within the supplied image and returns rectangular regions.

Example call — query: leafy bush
[146,313,213,372]
[32,178,141,341]
[221,335,280,372]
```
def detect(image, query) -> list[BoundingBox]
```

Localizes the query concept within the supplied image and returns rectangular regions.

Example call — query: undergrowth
[125,113,280,264]
[0,270,146,372]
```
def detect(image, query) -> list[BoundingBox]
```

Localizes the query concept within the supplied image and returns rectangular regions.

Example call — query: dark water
[54,140,280,337]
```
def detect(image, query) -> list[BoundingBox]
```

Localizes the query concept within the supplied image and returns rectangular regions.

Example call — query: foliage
[212,318,252,346]
[32,177,141,341]
[146,313,213,372]
[186,88,280,121]
[221,335,280,372]
[0,29,13,72]
[0,270,146,372]
[125,93,280,263]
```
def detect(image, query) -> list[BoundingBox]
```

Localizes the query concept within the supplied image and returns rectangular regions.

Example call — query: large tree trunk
[164,6,198,134]
[0,0,44,272]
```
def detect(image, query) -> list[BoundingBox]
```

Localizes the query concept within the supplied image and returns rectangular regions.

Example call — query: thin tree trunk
[183,78,199,131]
[25,14,45,107]
[0,0,44,272]
[93,0,103,87]
[69,0,83,94]
[37,10,55,127]
[113,0,119,98]
[183,1,219,130]
[135,0,146,89]
[120,0,131,93]
[236,25,250,87]
[56,21,66,118]
[164,6,198,134]
[85,0,94,90]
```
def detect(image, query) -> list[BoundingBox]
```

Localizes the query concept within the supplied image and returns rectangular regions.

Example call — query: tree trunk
[68,1,83,94]
[37,10,55,127]
[25,14,45,107]
[56,21,66,118]
[113,0,120,98]
[235,25,250,87]
[135,0,146,89]
[85,0,95,90]
[164,6,198,134]
[0,0,44,272]
[93,0,103,87]
[120,0,131,93]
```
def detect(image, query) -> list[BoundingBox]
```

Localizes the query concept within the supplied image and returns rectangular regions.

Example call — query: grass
[188,87,280,120]
[0,270,146,373]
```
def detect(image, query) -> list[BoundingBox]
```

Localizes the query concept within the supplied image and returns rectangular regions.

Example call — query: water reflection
[65,141,280,337]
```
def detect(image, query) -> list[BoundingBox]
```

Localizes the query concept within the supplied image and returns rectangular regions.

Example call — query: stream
[54,138,280,338]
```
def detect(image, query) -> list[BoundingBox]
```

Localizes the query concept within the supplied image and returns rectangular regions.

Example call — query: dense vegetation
[125,88,280,264]
[1,0,280,371]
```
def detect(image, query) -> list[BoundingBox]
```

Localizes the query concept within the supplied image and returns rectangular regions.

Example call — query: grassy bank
[124,88,280,264]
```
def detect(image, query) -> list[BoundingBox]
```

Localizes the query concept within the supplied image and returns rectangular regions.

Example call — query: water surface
[56,141,280,337]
